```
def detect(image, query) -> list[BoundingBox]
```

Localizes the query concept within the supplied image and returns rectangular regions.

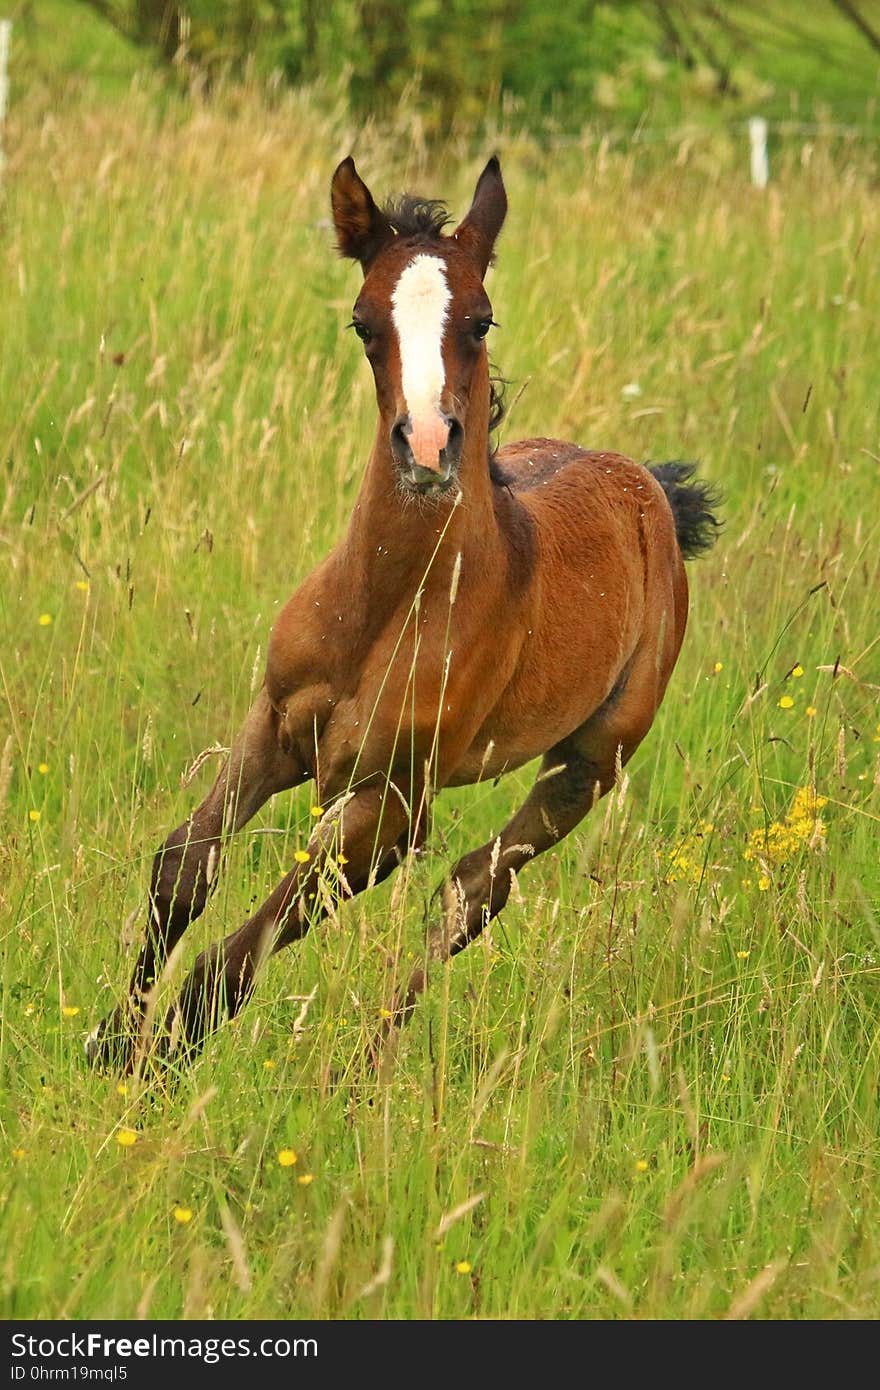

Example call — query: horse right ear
[331,158,394,273]
[453,156,507,278]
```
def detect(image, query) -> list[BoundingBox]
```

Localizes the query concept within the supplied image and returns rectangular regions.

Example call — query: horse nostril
[444,417,464,458]
[390,417,412,459]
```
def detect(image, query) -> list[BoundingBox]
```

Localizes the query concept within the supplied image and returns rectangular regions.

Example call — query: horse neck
[341,374,499,603]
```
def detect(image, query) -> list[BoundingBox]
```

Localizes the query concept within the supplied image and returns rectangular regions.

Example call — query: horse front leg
[161,781,416,1058]
[87,690,304,1070]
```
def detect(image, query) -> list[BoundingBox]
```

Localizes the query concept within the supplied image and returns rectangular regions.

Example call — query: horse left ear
[453,156,507,278]
[331,157,394,273]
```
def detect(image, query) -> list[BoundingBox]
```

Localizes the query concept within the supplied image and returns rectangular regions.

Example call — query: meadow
[1,75,879,1319]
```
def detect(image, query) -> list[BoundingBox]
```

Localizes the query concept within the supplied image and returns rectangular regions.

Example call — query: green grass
[1,80,879,1319]
[2,0,143,103]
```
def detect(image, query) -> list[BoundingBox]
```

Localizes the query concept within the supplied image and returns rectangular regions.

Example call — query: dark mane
[384,195,451,241]
[488,370,506,435]
[488,370,513,487]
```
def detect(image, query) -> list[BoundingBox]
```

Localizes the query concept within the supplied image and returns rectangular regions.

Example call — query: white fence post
[749,116,769,187]
[0,19,11,185]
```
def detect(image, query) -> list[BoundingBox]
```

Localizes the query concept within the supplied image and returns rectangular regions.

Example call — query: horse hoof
[84,1010,137,1072]
[84,1017,115,1070]
[84,1021,104,1066]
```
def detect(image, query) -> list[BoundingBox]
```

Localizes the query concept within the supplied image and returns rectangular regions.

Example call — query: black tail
[648,462,721,560]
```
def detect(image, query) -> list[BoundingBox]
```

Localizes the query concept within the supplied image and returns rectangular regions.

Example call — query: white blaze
[391,254,451,425]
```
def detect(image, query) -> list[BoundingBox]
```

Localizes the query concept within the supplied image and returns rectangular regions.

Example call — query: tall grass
[1,80,878,1319]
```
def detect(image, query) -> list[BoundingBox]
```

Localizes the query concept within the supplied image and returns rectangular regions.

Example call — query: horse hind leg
[373,668,661,1057]
[87,690,305,1070]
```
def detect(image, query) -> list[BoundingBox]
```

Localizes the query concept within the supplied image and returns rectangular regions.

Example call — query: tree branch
[831,0,880,54]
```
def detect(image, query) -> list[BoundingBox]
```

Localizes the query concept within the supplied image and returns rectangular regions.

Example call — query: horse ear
[453,156,507,278]
[331,157,394,273]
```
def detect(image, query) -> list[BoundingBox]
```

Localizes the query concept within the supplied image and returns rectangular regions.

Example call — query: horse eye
[348,321,372,344]
[473,318,494,340]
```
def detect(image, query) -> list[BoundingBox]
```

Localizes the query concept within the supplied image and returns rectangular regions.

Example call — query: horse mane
[488,370,506,434]
[384,195,451,241]
[488,371,514,487]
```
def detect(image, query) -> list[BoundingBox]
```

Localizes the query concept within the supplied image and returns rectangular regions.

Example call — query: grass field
[1,75,879,1320]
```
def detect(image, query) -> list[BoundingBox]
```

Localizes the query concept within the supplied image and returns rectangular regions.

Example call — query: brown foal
[87,156,719,1071]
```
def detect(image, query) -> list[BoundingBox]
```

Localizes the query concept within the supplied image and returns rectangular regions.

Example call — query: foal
[88,156,718,1070]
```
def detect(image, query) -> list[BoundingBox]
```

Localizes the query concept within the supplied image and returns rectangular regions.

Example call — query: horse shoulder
[263,554,353,757]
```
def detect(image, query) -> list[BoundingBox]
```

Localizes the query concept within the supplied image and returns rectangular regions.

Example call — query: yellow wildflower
[12,1147,26,1160]
[758,875,771,892]
[744,785,827,867]
[736,950,750,960]
[792,664,804,678]
[38,762,49,775]
[28,810,41,823]
[116,1082,128,1096]
[293,849,311,864]
[297,1174,314,1186]
[778,695,794,710]
[713,662,723,674]
[278,1148,298,1167]
[61,1005,80,1017]
[116,1128,138,1148]
[634,1159,649,1173]
[75,580,90,592]
[665,820,715,885]
[806,706,818,719]
[379,1008,394,1020]
[455,1261,472,1275]
[310,806,324,817]
[790,784,828,824]
[38,613,52,627]
[173,1207,193,1224]
[263,1059,276,1070]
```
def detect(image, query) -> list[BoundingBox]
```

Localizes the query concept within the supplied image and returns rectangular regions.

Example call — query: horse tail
[648,461,721,560]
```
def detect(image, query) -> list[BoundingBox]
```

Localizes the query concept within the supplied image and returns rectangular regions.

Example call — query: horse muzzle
[390,412,463,494]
